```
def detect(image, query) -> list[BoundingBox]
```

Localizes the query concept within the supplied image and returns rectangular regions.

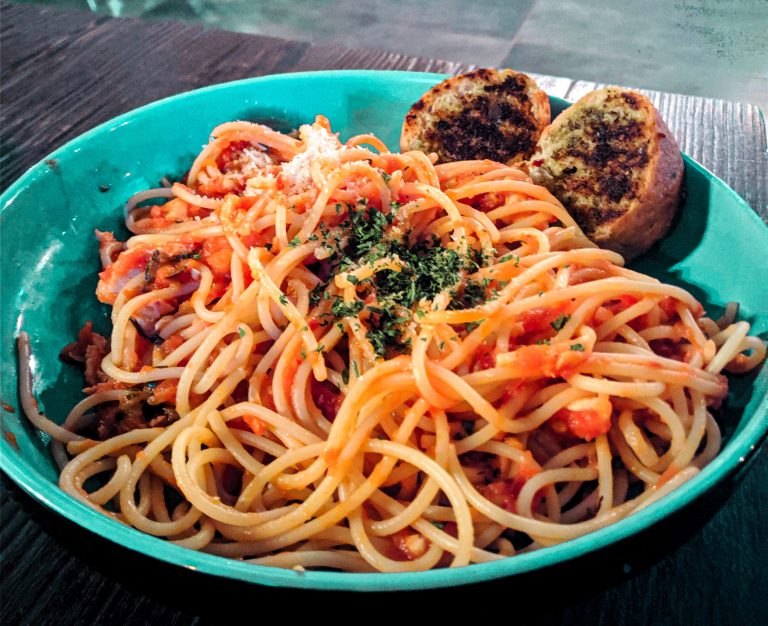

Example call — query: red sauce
[552,407,611,441]
[482,450,541,513]
[505,344,589,379]
[500,379,541,405]
[311,378,342,422]
[201,236,233,298]
[158,333,185,358]
[147,379,178,406]
[390,529,430,561]
[243,414,267,436]
[519,305,567,334]
[472,344,496,371]
[216,140,252,171]
[97,241,197,304]
[604,294,640,314]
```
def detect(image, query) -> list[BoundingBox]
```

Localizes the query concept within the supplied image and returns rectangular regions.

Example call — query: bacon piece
[95,230,124,268]
[59,322,109,387]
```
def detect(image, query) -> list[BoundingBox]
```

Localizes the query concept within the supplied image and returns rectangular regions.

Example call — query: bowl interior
[1,70,767,591]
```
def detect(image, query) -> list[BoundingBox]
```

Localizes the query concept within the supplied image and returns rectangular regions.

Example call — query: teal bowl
[1,70,767,591]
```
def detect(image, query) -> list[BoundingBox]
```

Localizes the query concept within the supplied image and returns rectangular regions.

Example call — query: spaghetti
[19,115,765,573]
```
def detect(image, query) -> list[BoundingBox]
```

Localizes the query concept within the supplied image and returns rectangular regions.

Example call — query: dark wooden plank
[291,43,473,74]
[0,4,310,189]
[3,3,766,219]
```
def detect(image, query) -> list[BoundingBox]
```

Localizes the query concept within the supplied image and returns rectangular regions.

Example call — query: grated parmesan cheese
[243,172,277,196]
[238,147,273,176]
[281,123,344,194]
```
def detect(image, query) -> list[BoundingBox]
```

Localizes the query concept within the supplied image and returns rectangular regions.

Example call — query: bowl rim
[2,69,767,592]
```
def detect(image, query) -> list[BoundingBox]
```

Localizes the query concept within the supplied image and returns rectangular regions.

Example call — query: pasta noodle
[19,115,765,573]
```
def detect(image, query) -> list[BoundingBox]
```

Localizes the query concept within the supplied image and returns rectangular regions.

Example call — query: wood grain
[4,3,766,218]
[1,3,766,625]
[0,4,310,190]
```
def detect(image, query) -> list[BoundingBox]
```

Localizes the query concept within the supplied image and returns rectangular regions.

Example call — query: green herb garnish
[331,298,364,318]
[551,314,570,331]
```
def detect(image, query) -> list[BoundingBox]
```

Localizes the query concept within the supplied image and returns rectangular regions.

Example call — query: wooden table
[2,3,766,623]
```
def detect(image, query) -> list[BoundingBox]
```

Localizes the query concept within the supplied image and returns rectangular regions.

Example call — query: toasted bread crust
[401,69,550,164]
[529,88,683,259]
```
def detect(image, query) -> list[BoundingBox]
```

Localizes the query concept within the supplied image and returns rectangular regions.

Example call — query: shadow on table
[1,465,750,624]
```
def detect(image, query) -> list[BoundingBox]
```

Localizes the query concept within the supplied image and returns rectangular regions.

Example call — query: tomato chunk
[147,379,178,405]
[552,395,613,440]
[243,414,267,436]
[500,343,589,379]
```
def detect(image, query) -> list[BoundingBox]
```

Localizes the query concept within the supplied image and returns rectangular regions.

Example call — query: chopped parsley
[499,253,520,267]
[465,319,485,332]
[367,307,411,358]
[375,241,463,307]
[344,205,392,261]
[570,343,585,351]
[309,283,326,305]
[449,278,486,310]
[551,314,570,331]
[331,298,364,318]
[301,202,520,357]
